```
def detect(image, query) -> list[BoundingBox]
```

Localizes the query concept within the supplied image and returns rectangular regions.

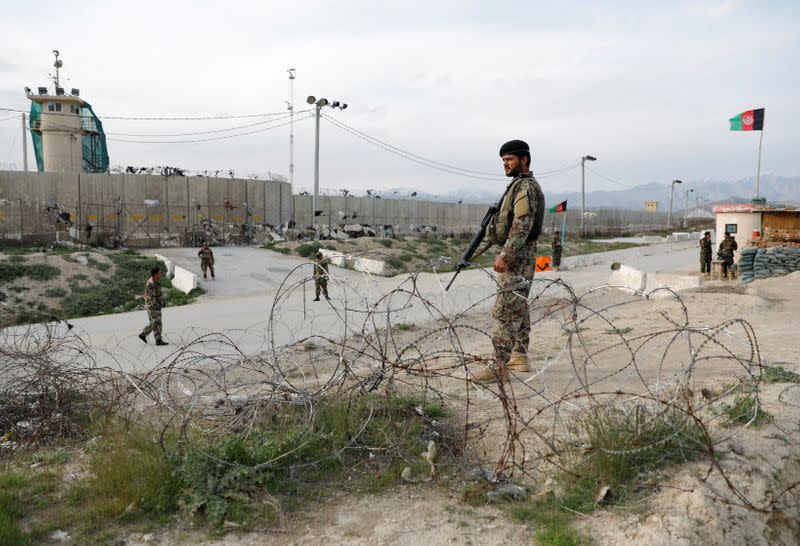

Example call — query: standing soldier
[472,140,545,384]
[198,242,215,280]
[551,230,563,272]
[717,231,738,279]
[313,251,330,301]
[138,267,168,346]
[699,231,712,277]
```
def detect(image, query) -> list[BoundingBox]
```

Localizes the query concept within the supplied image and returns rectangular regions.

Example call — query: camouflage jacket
[198,247,215,264]
[144,277,165,310]
[552,237,562,253]
[717,238,738,259]
[313,256,329,279]
[497,173,546,270]
[699,238,713,256]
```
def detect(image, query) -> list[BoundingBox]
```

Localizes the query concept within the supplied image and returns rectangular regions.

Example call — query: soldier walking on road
[699,231,712,277]
[718,232,738,279]
[138,267,168,346]
[551,231,563,271]
[313,251,330,301]
[198,242,215,280]
[471,140,545,384]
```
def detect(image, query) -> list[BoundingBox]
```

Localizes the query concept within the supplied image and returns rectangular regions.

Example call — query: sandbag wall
[739,246,800,284]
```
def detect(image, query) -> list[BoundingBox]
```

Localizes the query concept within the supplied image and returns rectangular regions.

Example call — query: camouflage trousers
[201,260,215,279]
[700,253,711,273]
[315,277,329,299]
[142,309,163,341]
[492,269,535,365]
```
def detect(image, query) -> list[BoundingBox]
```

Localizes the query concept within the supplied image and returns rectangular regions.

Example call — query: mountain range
[385,174,799,210]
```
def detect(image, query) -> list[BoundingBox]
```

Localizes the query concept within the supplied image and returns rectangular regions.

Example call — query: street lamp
[668,179,682,229]
[581,155,596,238]
[307,95,348,237]
[683,187,694,229]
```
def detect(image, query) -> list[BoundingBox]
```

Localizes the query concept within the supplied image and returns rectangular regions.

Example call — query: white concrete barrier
[319,248,347,267]
[644,272,699,296]
[671,232,691,241]
[352,256,387,276]
[641,236,662,244]
[608,265,647,293]
[153,253,175,278]
[172,265,198,294]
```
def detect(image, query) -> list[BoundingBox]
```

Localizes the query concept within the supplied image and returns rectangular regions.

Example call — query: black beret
[499,140,530,157]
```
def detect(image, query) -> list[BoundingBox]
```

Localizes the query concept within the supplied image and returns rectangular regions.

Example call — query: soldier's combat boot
[469,364,508,384]
[507,351,530,373]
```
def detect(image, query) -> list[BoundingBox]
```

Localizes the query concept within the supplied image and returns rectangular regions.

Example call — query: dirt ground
[127,272,800,545]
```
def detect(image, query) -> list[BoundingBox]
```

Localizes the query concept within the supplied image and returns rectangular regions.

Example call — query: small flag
[548,200,567,213]
[729,108,764,131]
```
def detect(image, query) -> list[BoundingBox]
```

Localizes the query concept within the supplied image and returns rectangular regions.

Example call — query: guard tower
[25,50,108,173]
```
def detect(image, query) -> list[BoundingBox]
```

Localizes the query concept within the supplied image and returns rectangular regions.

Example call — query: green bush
[44,287,67,298]
[296,242,322,258]
[24,264,61,281]
[715,393,773,427]
[262,243,290,255]
[0,262,26,283]
[384,256,406,272]
[378,239,394,248]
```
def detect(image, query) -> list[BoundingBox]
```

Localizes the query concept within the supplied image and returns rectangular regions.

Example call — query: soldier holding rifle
[447,140,545,383]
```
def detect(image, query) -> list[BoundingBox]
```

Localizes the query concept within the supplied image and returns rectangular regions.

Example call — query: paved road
[58,240,699,373]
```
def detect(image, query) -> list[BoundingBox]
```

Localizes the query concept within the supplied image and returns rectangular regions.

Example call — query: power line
[104,114,294,137]
[106,113,314,144]
[585,166,637,189]
[0,105,310,121]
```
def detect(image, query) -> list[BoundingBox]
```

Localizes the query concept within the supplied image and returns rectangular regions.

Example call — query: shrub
[378,239,394,248]
[384,256,406,272]
[0,262,26,283]
[296,242,322,258]
[44,287,67,298]
[24,264,61,281]
[263,243,290,255]
[715,393,773,427]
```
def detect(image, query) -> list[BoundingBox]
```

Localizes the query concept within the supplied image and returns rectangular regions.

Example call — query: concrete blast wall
[0,171,290,246]
[292,195,486,234]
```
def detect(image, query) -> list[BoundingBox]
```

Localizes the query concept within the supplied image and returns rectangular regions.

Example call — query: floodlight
[306,96,316,104]
[331,101,340,108]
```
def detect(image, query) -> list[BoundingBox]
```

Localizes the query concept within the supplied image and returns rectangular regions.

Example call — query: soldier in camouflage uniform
[699,231,712,276]
[551,231,563,271]
[198,242,215,280]
[313,251,330,301]
[138,267,168,346]
[717,232,738,279]
[472,140,546,384]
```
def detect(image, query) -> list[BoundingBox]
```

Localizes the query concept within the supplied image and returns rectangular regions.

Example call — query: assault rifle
[445,187,510,291]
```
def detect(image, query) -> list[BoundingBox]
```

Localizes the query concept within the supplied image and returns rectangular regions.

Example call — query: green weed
[378,239,394,248]
[714,394,773,427]
[604,327,634,335]
[262,243,290,255]
[296,242,322,258]
[763,365,800,384]
[44,287,67,298]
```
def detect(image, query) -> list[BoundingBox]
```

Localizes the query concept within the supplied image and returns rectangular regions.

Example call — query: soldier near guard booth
[138,267,168,346]
[471,140,546,384]
[717,231,738,279]
[551,230,563,271]
[313,251,330,301]
[198,241,215,280]
[699,231,712,276]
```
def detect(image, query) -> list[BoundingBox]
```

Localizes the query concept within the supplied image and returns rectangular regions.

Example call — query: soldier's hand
[493,255,508,273]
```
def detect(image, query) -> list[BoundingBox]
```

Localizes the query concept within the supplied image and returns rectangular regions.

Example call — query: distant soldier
[699,231,713,276]
[717,232,738,279]
[551,230,563,271]
[313,251,330,301]
[198,242,215,280]
[138,267,168,346]
[471,140,545,384]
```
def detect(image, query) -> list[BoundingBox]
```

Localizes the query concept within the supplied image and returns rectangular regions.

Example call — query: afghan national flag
[548,200,567,213]
[729,108,764,131]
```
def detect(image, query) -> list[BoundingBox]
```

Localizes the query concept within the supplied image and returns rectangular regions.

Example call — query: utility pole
[307,95,348,237]
[287,68,296,190]
[21,113,28,171]
[580,155,596,238]
[683,187,693,229]
[668,179,682,229]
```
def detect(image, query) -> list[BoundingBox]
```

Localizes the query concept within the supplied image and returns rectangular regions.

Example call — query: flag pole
[561,211,566,245]
[756,128,764,199]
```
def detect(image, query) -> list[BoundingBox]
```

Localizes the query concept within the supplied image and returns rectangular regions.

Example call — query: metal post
[581,157,585,238]
[287,68,296,190]
[683,188,692,229]
[312,103,321,236]
[668,185,674,229]
[756,129,764,199]
[21,114,28,171]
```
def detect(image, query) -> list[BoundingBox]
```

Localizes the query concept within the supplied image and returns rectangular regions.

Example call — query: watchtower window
[47,102,63,112]
[69,104,81,114]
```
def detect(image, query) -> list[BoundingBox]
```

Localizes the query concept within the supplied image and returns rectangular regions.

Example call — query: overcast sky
[0,0,797,198]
